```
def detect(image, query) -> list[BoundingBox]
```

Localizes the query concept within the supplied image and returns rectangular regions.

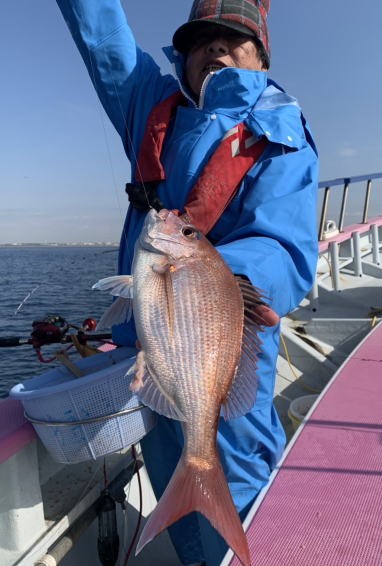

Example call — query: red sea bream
[93,209,279,566]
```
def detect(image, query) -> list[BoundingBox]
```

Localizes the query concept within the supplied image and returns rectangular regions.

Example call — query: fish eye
[181,226,198,238]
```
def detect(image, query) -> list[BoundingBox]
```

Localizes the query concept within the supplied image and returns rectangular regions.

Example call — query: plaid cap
[173,0,270,58]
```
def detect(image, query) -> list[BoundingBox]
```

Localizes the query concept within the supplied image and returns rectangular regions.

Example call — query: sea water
[0,246,119,397]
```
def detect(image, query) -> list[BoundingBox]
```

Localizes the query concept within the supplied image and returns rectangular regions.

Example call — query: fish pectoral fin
[96,296,133,330]
[222,319,261,420]
[92,275,134,299]
[133,363,186,421]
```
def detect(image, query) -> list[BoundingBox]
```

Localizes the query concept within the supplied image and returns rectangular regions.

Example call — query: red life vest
[130,91,268,235]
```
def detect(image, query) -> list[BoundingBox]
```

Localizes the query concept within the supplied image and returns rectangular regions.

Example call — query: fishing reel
[29,315,101,364]
[30,315,99,348]
[31,315,69,348]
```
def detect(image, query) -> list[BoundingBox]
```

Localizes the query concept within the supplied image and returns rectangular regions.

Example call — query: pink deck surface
[229,322,382,566]
[97,342,117,352]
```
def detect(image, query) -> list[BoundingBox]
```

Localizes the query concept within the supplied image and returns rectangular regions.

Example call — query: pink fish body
[94,209,279,566]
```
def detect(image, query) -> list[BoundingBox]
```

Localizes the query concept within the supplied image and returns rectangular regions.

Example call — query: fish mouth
[141,209,179,245]
[140,209,196,257]
[157,209,171,221]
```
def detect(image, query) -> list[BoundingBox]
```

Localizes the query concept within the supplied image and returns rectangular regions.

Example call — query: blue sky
[1,1,381,243]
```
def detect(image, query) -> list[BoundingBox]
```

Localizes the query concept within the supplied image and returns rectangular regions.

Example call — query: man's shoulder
[247,81,313,151]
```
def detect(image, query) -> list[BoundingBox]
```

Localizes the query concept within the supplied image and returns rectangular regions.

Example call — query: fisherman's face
[185,26,266,97]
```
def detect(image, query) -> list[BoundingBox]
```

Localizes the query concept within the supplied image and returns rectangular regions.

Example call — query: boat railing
[318,172,382,240]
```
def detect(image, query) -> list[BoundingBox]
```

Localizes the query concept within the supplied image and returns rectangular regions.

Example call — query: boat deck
[224,320,382,566]
[2,193,381,566]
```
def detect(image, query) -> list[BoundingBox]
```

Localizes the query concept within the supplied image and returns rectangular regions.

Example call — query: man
[56,1,318,564]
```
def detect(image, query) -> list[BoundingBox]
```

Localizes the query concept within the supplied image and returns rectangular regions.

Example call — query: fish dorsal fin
[128,355,186,421]
[222,278,279,420]
[235,276,279,327]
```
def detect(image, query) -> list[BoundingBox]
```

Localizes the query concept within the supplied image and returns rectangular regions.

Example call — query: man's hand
[236,275,280,327]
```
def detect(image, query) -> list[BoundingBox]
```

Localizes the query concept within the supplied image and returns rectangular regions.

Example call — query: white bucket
[288,394,318,432]
[10,348,156,464]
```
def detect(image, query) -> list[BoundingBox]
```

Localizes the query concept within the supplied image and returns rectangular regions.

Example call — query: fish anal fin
[136,457,251,566]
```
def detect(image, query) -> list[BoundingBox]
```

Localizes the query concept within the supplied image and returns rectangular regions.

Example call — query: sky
[1,0,382,243]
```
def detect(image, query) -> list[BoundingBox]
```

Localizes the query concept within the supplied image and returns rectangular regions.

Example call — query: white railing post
[371,224,381,265]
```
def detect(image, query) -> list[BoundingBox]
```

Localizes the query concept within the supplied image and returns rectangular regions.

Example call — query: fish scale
[167,265,237,420]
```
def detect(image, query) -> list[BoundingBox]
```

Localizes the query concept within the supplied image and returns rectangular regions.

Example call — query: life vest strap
[129,92,268,234]
[135,91,186,184]
[184,124,268,234]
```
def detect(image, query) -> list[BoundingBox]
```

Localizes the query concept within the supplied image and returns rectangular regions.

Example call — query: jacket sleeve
[216,139,319,318]
[55,0,176,159]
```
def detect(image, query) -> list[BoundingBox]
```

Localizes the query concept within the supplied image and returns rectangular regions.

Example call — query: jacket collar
[163,46,304,150]
[163,45,267,112]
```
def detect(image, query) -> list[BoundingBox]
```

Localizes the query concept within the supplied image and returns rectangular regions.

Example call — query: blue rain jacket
[57,2,319,564]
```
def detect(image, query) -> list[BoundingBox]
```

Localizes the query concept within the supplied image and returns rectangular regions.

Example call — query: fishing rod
[0,314,113,362]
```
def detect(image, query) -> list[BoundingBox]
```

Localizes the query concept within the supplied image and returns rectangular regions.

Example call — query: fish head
[139,209,207,260]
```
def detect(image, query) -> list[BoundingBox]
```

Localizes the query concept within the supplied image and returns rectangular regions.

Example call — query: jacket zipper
[173,63,215,110]
[198,72,215,109]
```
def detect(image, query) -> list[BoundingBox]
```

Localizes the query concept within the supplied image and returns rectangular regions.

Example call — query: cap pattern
[183,0,270,56]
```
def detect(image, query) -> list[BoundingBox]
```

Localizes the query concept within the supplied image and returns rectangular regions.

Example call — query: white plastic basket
[10,347,156,464]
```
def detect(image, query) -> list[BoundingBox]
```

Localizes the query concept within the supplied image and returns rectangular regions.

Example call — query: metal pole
[318,186,331,241]
[338,180,350,232]
[330,242,341,291]
[371,224,381,265]
[352,232,363,277]
[362,179,372,223]
[35,505,98,566]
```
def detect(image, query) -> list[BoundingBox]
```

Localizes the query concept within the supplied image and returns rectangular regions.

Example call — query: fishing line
[75,460,104,504]
[86,36,155,269]
[116,470,132,566]
[14,285,40,315]
[97,41,154,212]
[99,42,153,209]
[122,444,143,566]
[119,0,163,195]
[87,51,131,261]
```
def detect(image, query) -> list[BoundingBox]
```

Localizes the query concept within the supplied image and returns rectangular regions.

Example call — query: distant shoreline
[0,242,119,248]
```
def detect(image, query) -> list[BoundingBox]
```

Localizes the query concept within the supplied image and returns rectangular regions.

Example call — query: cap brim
[172,19,255,54]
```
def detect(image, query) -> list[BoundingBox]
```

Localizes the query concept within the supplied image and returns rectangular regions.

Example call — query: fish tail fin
[136,456,251,566]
